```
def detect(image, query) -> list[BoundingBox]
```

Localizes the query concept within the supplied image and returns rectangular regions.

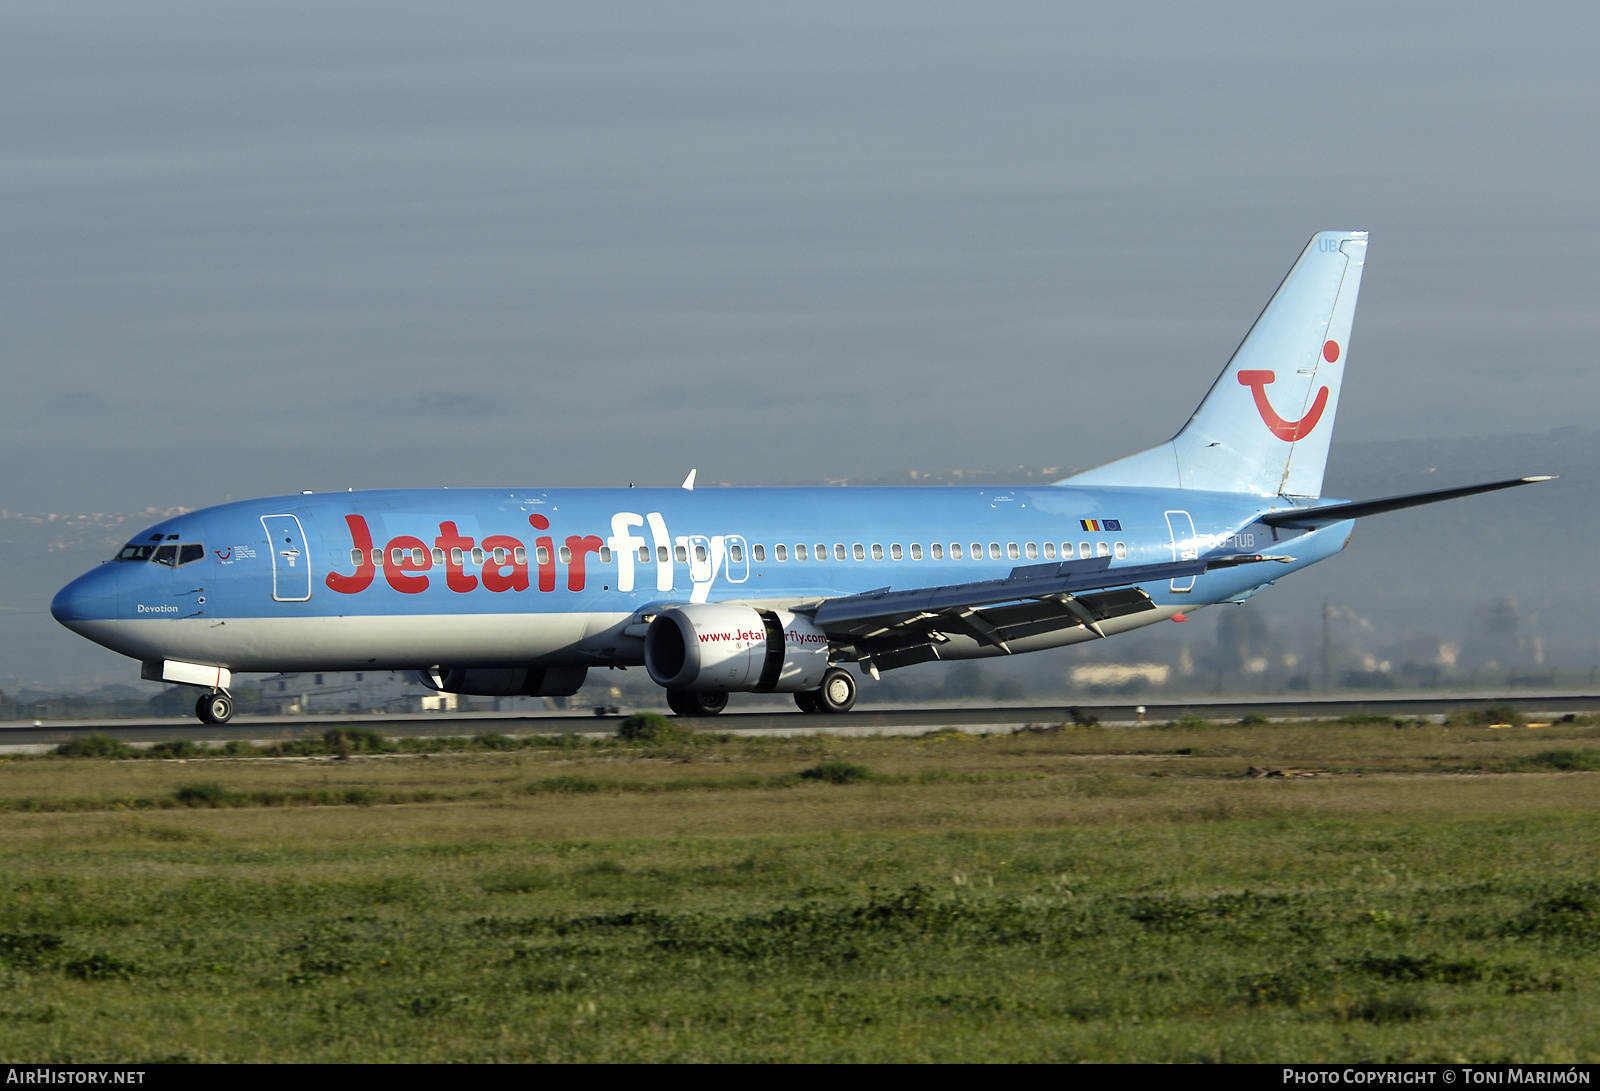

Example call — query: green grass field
[1,714,1598,1062]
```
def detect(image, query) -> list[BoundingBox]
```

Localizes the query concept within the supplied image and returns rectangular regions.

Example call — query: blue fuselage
[51,484,1352,675]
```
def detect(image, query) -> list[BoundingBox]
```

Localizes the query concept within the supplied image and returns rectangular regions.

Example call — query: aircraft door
[261,514,313,602]
[1164,510,1198,593]
[723,535,750,583]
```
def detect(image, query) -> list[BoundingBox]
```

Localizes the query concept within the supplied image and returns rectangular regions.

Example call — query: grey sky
[5,2,1597,513]
[3,3,1598,687]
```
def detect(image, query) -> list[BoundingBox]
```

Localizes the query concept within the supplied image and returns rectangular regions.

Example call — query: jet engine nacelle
[418,665,588,697]
[644,605,830,692]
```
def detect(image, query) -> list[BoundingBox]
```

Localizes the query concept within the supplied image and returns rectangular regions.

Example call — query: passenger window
[373,548,386,566]
[694,544,707,563]
[1114,542,1127,559]
[972,543,983,560]
[390,548,405,566]
[729,544,743,563]
[1043,542,1056,560]
[910,544,923,560]
[450,547,463,566]
[515,547,528,565]
[817,544,827,561]
[989,543,1002,560]
[536,546,550,565]
[472,547,485,565]
[1006,543,1019,560]
[835,544,846,561]
[794,544,807,561]
[354,547,367,567]
[638,546,650,563]
[870,544,882,560]
[853,544,866,561]
[950,543,962,559]
[890,544,903,560]
[560,546,574,564]
[675,545,688,563]
[1096,542,1111,558]
[657,545,669,563]
[776,544,789,562]
[178,543,205,565]
[1024,543,1037,560]
[931,543,943,559]
[599,547,612,563]
[432,548,445,566]
[752,544,765,562]
[412,547,427,566]
[1078,542,1090,558]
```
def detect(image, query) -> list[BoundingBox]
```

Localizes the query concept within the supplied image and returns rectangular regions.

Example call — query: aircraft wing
[796,553,1287,671]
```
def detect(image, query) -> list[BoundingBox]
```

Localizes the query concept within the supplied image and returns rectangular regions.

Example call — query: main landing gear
[664,668,859,717]
[666,689,729,717]
[794,668,856,714]
[195,691,233,725]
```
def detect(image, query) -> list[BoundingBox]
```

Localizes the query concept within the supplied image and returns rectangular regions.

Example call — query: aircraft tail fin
[1060,230,1368,497]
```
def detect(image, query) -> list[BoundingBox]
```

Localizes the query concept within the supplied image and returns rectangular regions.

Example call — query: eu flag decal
[1104,519,1122,532]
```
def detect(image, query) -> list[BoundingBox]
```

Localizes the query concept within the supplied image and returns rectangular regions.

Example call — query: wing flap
[808,553,1279,631]
[827,585,1163,672]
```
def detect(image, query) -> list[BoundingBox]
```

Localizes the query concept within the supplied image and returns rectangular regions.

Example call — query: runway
[2,691,1597,749]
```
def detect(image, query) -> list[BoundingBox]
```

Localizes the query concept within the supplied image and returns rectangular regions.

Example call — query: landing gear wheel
[794,690,822,714]
[196,692,233,725]
[666,689,727,716]
[817,668,857,714]
[687,690,728,716]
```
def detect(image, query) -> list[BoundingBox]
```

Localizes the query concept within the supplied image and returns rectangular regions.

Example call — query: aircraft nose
[51,564,122,629]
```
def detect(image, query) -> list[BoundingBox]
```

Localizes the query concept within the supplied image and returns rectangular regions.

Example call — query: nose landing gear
[195,691,234,724]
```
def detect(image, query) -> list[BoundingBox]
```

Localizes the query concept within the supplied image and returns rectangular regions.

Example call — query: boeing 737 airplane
[52,231,1549,724]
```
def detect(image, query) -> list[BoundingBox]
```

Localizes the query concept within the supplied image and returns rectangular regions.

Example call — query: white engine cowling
[419,666,588,697]
[644,605,829,692]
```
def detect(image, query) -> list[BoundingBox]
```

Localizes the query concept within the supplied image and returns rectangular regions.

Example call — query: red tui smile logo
[1236,345,1335,442]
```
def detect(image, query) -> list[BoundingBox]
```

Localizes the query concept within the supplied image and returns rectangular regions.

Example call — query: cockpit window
[119,539,205,564]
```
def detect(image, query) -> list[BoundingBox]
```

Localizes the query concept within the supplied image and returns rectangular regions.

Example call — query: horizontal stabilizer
[1261,476,1554,529]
